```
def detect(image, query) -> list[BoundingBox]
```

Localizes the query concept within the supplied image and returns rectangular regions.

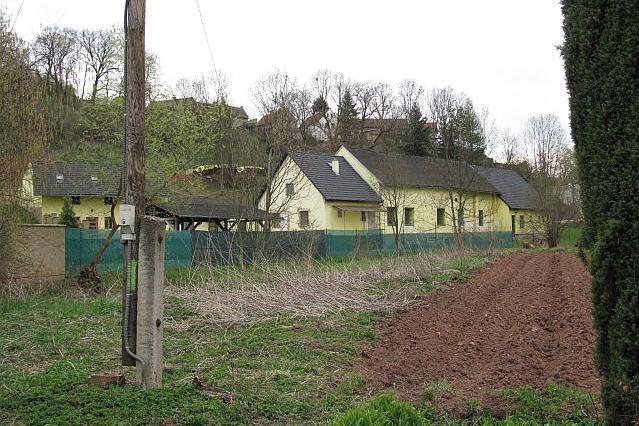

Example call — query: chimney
[330,158,340,175]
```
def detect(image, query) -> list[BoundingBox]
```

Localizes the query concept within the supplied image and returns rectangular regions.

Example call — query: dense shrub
[562,1,639,423]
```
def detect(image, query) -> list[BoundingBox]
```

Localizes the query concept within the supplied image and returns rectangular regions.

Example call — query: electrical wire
[194,0,222,85]
[9,0,26,32]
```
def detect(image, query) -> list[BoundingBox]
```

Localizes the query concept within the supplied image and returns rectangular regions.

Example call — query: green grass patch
[420,380,454,404]
[559,225,583,247]
[332,394,426,426]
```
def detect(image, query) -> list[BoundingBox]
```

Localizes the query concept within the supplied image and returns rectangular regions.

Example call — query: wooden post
[136,216,164,389]
[121,0,146,366]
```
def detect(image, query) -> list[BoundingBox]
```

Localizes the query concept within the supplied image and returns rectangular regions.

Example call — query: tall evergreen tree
[337,89,358,142]
[454,99,487,162]
[403,105,432,156]
[562,1,639,423]
[311,95,328,114]
[58,197,79,228]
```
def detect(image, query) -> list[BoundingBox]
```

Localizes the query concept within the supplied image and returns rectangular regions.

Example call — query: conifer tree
[403,105,432,156]
[311,95,328,114]
[336,90,358,142]
[562,1,639,423]
[58,197,79,227]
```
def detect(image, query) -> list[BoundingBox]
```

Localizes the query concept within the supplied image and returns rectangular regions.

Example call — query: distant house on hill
[302,110,435,152]
[154,97,250,127]
[301,111,337,142]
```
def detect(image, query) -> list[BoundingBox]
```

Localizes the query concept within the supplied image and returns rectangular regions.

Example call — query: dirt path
[355,251,600,413]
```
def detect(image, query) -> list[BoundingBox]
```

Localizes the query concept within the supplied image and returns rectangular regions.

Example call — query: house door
[367,211,377,230]
[511,215,516,235]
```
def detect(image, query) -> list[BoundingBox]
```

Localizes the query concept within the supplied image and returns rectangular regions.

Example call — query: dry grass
[167,250,478,325]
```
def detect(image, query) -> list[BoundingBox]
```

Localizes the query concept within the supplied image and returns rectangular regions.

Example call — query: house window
[404,207,414,227]
[299,210,309,228]
[83,217,98,229]
[104,217,113,229]
[387,207,397,226]
[436,208,445,226]
[361,211,367,222]
[478,210,484,227]
[337,209,343,218]
[286,183,295,197]
[71,196,81,205]
[104,196,114,205]
[520,215,525,229]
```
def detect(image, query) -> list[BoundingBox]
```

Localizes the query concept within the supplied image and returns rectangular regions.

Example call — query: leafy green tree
[58,197,79,227]
[403,105,432,156]
[562,1,639,423]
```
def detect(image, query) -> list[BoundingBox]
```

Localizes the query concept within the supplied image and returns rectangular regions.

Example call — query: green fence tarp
[65,228,192,275]
[325,230,513,257]
[65,228,512,274]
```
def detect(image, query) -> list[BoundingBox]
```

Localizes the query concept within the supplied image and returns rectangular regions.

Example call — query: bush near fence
[64,228,513,274]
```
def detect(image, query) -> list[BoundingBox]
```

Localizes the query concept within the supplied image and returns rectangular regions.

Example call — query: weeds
[420,379,454,404]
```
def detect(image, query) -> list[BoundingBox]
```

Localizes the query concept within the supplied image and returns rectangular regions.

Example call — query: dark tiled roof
[289,153,382,203]
[150,196,271,220]
[473,166,541,210]
[227,105,249,120]
[31,160,167,197]
[301,111,325,127]
[32,161,121,196]
[346,148,498,194]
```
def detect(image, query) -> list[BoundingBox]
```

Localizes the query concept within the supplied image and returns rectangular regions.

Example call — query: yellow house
[258,152,383,231]
[260,147,544,237]
[25,161,124,229]
[337,146,513,234]
[472,165,544,236]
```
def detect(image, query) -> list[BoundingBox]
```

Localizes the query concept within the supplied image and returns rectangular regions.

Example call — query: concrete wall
[13,224,66,283]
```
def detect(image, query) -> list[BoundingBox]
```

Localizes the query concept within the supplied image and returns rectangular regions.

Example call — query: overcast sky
[3,0,569,139]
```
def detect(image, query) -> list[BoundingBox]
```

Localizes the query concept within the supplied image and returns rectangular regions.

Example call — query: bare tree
[397,79,424,118]
[352,81,376,122]
[522,114,572,246]
[76,28,121,101]
[378,163,419,251]
[31,26,78,90]
[499,129,520,164]
[309,69,351,147]
[252,70,310,229]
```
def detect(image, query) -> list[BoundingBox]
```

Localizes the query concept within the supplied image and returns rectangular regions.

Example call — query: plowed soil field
[356,251,600,413]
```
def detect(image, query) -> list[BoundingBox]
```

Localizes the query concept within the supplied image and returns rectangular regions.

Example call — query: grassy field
[0,249,599,425]
[559,224,583,248]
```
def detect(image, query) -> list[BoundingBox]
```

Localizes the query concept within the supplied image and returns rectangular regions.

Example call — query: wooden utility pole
[121,0,146,367]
